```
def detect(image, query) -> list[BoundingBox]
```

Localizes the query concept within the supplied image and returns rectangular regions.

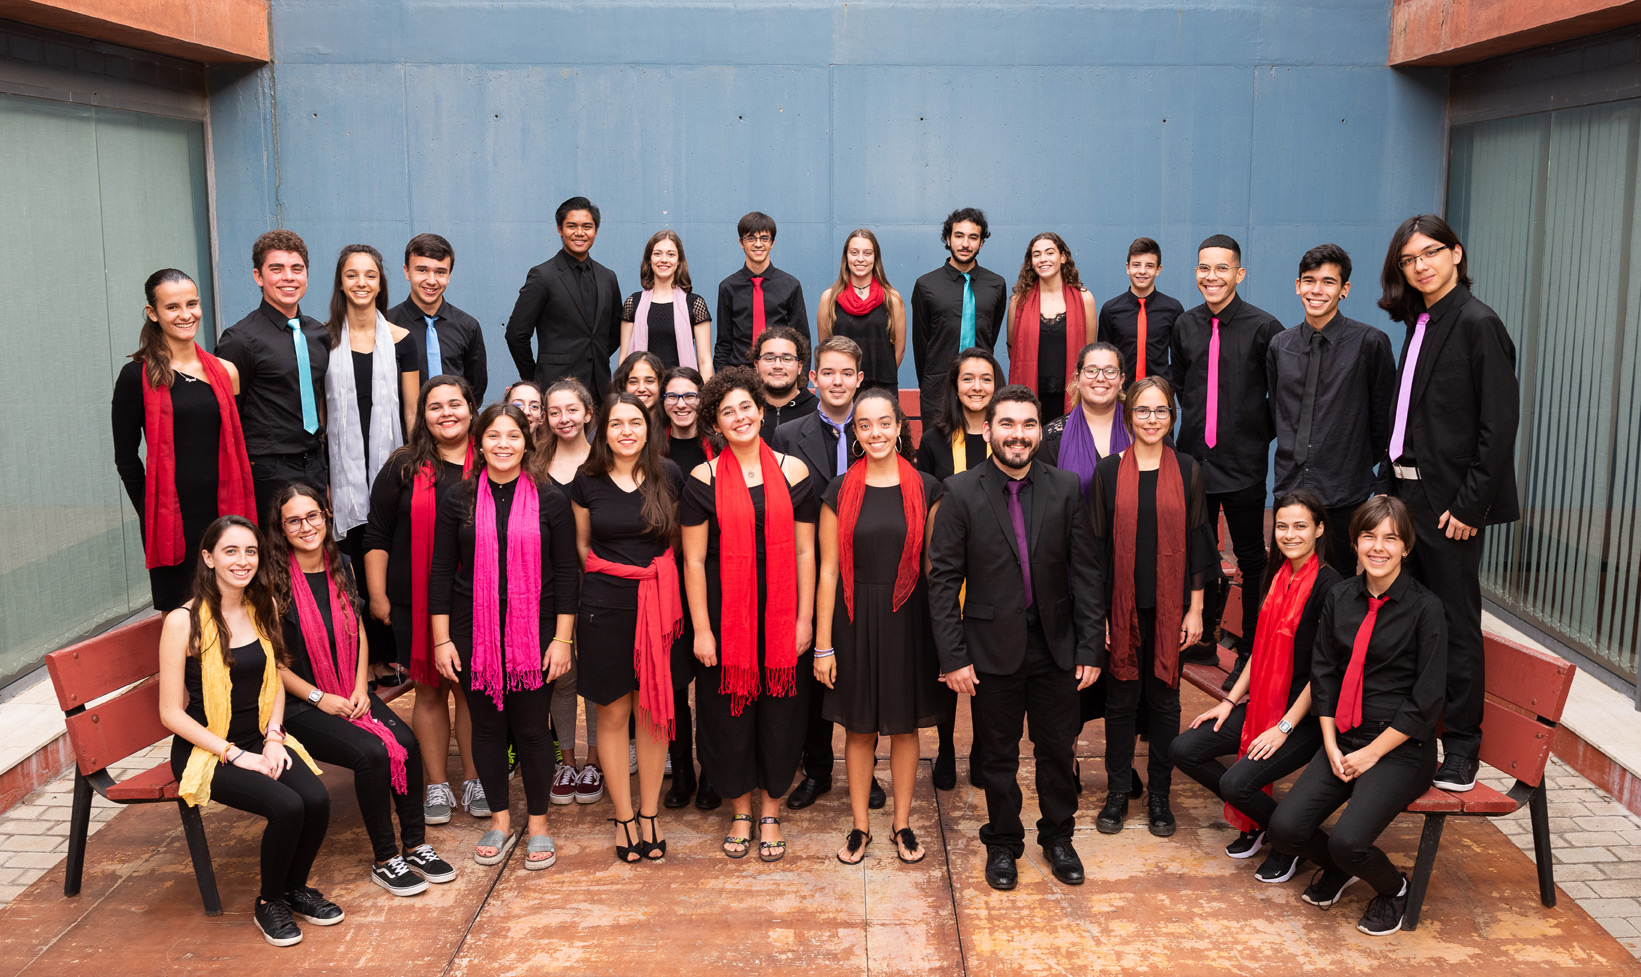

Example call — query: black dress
[112,362,224,611]
[1037,311,1067,420]
[831,296,897,389]
[622,291,711,368]
[820,474,953,735]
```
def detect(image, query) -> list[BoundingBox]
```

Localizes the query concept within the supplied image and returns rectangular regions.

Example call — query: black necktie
[572,261,596,321]
[1293,330,1323,472]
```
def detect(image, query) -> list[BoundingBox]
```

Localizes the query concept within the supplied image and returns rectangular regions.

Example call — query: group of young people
[116,198,1518,946]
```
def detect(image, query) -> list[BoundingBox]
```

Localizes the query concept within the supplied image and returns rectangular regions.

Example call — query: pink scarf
[633,288,699,369]
[289,552,408,792]
[471,474,544,707]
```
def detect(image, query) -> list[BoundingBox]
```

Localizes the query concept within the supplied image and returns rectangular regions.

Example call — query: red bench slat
[64,680,171,776]
[1406,787,1466,812]
[1221,583,1243,640]
[45,615,164,712]
[899,389,920,421]
[1483,633,1575,723]
[103,761,181,802]
[1477,697,1556,788]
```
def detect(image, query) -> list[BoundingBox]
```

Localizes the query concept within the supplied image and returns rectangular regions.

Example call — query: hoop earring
[851,440,865,458]
[895,433,906,454]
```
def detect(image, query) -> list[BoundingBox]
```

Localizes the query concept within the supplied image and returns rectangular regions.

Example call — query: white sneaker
[629,741,638,774]
[462,778,491,818]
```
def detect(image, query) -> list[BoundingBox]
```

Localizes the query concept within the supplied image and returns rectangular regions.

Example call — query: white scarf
[326,310,404,536]
[633,287,698,369]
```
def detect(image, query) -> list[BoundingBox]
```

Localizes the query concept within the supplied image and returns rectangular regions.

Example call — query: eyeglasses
[282,511,327,533]
[1196,264,1235,275]
[1080,366,1122,380]
[741,234,773,245]
[758,353,799,366]
[1130,406,1173,420]
[662,392,699,404]
[1397,244,1449,271]
[510,400,543,415]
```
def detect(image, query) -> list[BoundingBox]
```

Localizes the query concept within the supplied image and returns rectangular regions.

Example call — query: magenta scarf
[471,474,544,707]
[289,552,408,793]
[633,288,699,369]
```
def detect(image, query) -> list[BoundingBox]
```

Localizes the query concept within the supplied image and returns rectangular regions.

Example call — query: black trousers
[797,664,836,781]
[249,449,329,527]
[669,627,699,792]
[695,641,809,800]
[171,738,329,901]
[339,524,398,668]
[1104,609,1182,796]
[1324,502,1364,574]
[972,623,1080,856]
[1169,703,1324,830]
[284,699,424,862]
[1399,481,1486,757]
[461,677,556,817]
[1205,483,1268,653]
[1267,725,1438,896]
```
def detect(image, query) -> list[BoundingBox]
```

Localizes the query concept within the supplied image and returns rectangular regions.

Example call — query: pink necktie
[1204,316,1220,449]
[1388,312,1429,463]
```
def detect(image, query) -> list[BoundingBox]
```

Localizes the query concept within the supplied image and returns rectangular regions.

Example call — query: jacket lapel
[1027,460,1049,559]
[552,255,593,332]
[1408,288,1465,409]
[980,462,1021,563]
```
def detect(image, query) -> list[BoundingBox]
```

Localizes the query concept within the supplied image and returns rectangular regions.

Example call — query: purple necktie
[820,410,851,476]
[1389,312,1430,462]
[1006,479,1033,609]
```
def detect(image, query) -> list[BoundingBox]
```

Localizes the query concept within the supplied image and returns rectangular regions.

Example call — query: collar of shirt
[559,248,593,271]
[991,456,1035,484]
[734,262,782,283]
[819,407,853,433]
[940,260,983,284]
[1423,282,1470,325]
[1308,312,1341,343]
[257,298,304,328]
[1203,293,1246,324]
[1355,569,1413,604]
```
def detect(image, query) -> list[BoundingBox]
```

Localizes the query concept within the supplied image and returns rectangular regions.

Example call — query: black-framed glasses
[1130,406,1173,420]
[282,511,328,533]
[663,392,699,404]
[1398,244,1449,271]
[758,353,799,366]
[1080,365,1122,380]
[741,233,773,245]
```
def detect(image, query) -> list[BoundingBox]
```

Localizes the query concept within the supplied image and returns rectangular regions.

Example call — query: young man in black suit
[505,196,622,397]
[1378,214,1520,793]
[388,233,489,409]
[910,207,1008,420]
[928,385,1103,892]
[1098,236,1184,380]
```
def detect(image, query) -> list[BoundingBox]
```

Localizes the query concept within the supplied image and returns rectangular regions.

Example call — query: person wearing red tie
[1098,237,1184,381]
[713,212,810,368]
[1267,495,1446,938]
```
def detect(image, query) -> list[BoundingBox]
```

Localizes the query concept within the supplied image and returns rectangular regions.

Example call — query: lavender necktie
[1006,479,1033,609]
[1389,312,1430,463]
[820,411,851,476]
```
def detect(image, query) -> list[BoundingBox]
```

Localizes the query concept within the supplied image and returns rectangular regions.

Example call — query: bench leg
[176,800,222,917]
[1529,782,1557,909]
[62,771,93,898]
[1404,812,1446,932]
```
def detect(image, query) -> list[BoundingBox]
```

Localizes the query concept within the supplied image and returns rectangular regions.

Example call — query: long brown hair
[1377,214,1472,325]
[470,403,539,501]
[828,228,893,298]
[585,392,678,540]
[537,377,595,468]
[639,229,693,290]
[131,268,198,389]
[324,244,390,348]
[263,483,359,618]
[1012,232,1084,299]
[188,516,289,667]
[392,374,477,481]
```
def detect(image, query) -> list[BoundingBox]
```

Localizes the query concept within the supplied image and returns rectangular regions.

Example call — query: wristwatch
[308,688,324,705]
[1277,719,1294,734]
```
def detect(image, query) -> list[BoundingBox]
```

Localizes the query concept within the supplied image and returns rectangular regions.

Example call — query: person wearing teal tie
[910,208,1008,425]
[218,229,332,524]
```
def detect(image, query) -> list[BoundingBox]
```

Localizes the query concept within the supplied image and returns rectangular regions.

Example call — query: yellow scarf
[950,426,992,474]
[178,606,319,808]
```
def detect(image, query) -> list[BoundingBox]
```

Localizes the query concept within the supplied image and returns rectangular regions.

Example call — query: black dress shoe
[1042,840,1085,885]
[1221,653,1249,692]
[1096,791,1129,834]
[868,777,886,810]
[786,776,831,810]
[984,846,1018,891]
[664,777,694,809]
[933,746,957,791]
[694,779,722,811]
[1148,792,1176,837]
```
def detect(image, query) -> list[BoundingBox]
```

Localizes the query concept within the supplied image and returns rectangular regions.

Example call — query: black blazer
[1382,285,1520,526]
[771,410,855,501]
[504,250,622,397]
[928,458,1103,675]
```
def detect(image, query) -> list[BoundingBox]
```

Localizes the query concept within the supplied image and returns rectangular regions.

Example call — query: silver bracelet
[812,648,836,659]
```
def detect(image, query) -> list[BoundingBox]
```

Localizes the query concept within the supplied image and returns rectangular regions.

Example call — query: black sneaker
[1357,876,1409,936]
[1225,829,1265,859]
[1254,850,1302,883]
[1096,792,1129,834]
[372,855,430,897]
[1301,867,1360,909]
[286,885,345,926]
[1147,793,1176,837]
[405,843,458,883]
[1432,754,1479,792]
[254,897,302,947]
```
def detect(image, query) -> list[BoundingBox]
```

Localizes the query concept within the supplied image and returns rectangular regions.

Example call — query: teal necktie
[960,272,977,350]
[289,317,319,433]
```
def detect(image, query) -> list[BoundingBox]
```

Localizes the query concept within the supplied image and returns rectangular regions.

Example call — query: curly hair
[1012,232,1083,299]
[697,365,764,436]
[253,229,308,270]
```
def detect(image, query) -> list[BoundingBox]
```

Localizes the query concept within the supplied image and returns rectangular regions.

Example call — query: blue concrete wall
[207,0,1447,388]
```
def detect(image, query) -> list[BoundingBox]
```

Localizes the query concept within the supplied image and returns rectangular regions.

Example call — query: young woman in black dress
[618,229,713,374]
[113,269,255,611]
[816,229,905,389]
[815,388,950,864]
[1006,233,1097,419]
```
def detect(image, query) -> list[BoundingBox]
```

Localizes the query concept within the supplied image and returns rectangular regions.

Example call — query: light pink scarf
[471,474,544,707]
[633,288,698,369]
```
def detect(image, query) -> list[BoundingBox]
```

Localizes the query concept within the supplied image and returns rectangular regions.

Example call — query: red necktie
[750,276,767,345]
[1204,316,1220,449]
[1335,595,1389,734]
[1136,296,1148,378]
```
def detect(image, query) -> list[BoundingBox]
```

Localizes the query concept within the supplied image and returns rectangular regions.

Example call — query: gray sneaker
[463,778,492,818]
[424,782,457,825]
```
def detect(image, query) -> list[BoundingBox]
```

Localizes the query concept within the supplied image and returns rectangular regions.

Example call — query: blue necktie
[820,410,851,476]
[423,314,443,377]
[289,317,318,434]
[959,272,977,350]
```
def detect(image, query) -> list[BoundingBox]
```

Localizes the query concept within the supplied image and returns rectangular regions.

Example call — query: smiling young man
[1169,235,1285,668]
[1098,237,1184,380]
[217,229,331,520]
[1266,244,1396,571]
[505,197,622,397]
[911,207,1008,419]
[387,233,488,411]
[1377,214,1519,793]
[713,212,810,368]
[754,326,818,441]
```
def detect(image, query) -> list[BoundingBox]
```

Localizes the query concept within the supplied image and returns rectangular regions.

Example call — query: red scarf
[1225,554,1320,831]
[141,348,256,568]
[715,440,798,715]
[408,444,474,686]
[836,455,924,620]
[289,552,408,793]
[1008,283,1087,413]
[836,279,885,317]
[1110,447,1187,686]
[585,549,683,739]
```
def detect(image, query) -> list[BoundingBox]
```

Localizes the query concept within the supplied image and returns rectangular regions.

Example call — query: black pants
[696,642,810,800]
[285,699,424,862]
[1205,484,1268,653]
[1169,703,1324,829]
[1399,481,1485,757]
[249,450,329,527]
[972,623,1080,856]
[462,677,556,817]
[171,738,329,901]
[1324,502,1364,574]
[339,524,398,668]
[1267,725,1438,896]
[797,664,836,781]
[669,629,699,792]
[1104,609,1182,797]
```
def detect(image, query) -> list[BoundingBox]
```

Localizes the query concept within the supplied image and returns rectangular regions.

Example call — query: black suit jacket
[504,250,622,397]
[772,409,855,500]
[927,458,1103,675]
[1383,284,1520,526]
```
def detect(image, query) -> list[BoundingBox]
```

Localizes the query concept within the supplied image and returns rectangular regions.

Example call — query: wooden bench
[45,614,222,915]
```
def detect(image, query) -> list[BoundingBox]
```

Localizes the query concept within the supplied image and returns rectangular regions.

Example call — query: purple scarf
[633,288,698,369]
[471,474,543,708]
[1060,403,1132,501]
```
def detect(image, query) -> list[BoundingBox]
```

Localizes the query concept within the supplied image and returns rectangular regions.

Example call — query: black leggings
[171,739,329,901]
[284,699,425,862]
[1104,609,1182,796]
[462,677,557,817]
[1206,484,1268,654]
[1169,702,1324,830]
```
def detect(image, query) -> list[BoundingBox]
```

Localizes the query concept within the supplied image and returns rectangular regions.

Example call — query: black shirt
[910,261,1007,387]
[668,433,710,477]
[1169,294,1285,494]
[385,297,489,402]
[1266,314,1397,508]
[1099,287,1184,380]
[569,462,684,609]
[714,264,810,367]
[363,454,466,606]
[280,559,358,694]
[622,290,711,369]
[216,300,330,457]
[1264,563,1343,706]
[1310,571,1447,741]
[916,427,989,482]
[759,387,818,442]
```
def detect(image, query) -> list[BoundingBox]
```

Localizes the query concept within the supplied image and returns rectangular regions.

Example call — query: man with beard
[911,208,1008,419]
[928,385,1103,891]
[754,326,818,441]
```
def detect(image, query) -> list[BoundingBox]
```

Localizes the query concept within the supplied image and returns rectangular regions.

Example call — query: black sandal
[638,812,666,860]
[723,814,753,858]
[892,826,926,864]
[609,816,640,863]
[836,828,872,865]
[758,816,787,863]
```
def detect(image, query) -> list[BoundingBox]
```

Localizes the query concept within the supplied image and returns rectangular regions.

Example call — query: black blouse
[1261,564,1343,706]
[915,427,989,482]
[280,558,359,697]
[1310,571,1447,740]
[679,463,820,621]
[621,290,711,368]
[569,461,684,609]
[1087,451,1217,615]
[668,434,710,478]
[362,454,467,606]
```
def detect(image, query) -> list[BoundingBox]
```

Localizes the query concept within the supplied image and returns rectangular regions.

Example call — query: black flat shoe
[254,897,302,947]
[1096,791,1129,834]
[933,746,957,791]
[984,846,1017,891]
[786,776,830,810]
[1042,840,1084,885]
[868,777,886,810]
[837,828,872,865]
[664,777,694,809]
[695,779,722,811]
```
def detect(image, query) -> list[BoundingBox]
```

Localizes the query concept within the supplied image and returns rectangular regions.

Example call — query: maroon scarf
[836,279,885,317]
[1008,284,1087,414]
[715,441,797,715]
[836,455,924,620]
[1109,447,1187,686]
[408,443,474,686]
